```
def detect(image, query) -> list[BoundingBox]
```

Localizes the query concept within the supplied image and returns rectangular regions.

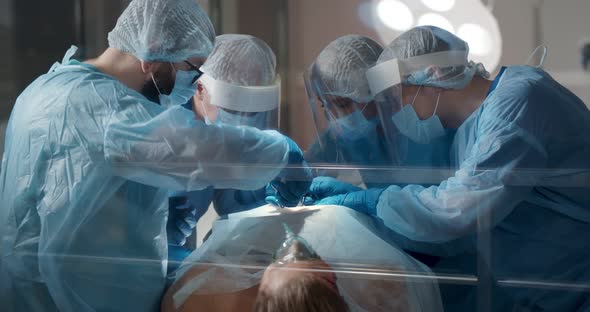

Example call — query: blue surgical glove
[308,176,362,200]
[314,189,385,215]
[168,245,192,274]
[270,137,313,207]
[167,195,197,246]
[265,194,315,208]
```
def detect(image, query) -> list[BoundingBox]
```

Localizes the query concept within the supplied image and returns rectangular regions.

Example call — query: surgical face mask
[392,87,445,144]
[328,105,378,143]
[273,224,319,265]
[217,109,268,128]
[152,64,200,108]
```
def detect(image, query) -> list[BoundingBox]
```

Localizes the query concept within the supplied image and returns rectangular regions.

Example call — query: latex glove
[167,195,197,246]
[168,245,192,274]
[315,189,385,215]
[265,194,314,208]
[308,176,362,200]
[270,136,313,207]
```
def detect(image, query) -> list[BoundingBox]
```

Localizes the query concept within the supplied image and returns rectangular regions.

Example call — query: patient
[162,205,443,311]
[254,258,349,312]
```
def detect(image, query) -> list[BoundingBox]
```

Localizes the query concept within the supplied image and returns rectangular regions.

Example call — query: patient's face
[259,259,338,293]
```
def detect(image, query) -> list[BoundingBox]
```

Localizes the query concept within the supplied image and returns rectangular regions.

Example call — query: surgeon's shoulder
[486,66,555,118]
[495,66,548,98]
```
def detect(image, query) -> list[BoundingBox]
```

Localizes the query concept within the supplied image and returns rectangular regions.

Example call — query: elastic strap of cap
[366,51,469,96]
[399,50,468,73]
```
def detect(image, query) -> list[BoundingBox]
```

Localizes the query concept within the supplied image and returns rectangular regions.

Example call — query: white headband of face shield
[198,73,281,112]
[365,51,470,96]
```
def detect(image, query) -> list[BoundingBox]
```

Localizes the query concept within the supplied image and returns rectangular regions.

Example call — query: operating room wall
[537,0,590,105]
[0,1,12,158]
[0,0,214,158]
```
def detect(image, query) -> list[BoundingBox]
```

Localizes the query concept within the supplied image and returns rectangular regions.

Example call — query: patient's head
[253,259,349,312]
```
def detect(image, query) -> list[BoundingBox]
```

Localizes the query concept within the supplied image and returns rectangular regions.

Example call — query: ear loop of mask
[433,91,442,117]
[409,86,441,117]
[150,62,176,96]
[150,74,162,96]
[410,85,422,107]
[199,83,215,125]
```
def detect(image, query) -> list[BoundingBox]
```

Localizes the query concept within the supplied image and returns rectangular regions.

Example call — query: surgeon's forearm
[104,108,289,191]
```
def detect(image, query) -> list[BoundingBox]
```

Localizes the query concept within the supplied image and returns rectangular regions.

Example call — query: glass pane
[2,0,590,311]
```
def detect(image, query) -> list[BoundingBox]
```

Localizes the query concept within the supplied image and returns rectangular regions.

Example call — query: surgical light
[368,0,502,71]
[418,13,455,34]
[376,0,414,31]
[421,0,456,12]
[457,23,493,56]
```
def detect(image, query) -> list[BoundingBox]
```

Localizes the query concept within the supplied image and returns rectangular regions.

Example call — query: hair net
[311,35,384,103]
[108,0,216,62]
[200,34,277,86]
[377,26,489,90]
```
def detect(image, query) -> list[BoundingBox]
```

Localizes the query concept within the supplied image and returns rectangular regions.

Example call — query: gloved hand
[270,136,313,207]
[167,195,197,246]
[168,245,192,274]
[265,194,314,208]
[315,189,385,215]
[308,176,362,200]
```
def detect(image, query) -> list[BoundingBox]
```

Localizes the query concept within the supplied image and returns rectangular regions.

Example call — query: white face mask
[152,65,200,108]
[392,86,445,144]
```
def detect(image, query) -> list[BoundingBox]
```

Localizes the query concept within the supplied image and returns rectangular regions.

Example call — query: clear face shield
[198,73,281,130]
[304,65,401,187]
[366,51,472,168]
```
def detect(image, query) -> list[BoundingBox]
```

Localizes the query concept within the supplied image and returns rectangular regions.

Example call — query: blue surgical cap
[108,0,216,62]
[311,35,384,103]
[201,34,277,87]
[378,26,489,90]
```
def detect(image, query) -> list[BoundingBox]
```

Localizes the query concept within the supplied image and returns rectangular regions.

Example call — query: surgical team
[1,0,590,311]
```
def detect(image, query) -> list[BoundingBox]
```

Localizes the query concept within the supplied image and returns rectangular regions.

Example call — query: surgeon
[312,26,590,310]
[304,35,393,189]
[167,34,285,263]
[0,0,311,311]
[305,35,454,190]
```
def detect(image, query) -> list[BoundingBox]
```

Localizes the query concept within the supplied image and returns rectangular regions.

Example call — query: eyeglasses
[185,61,204,85]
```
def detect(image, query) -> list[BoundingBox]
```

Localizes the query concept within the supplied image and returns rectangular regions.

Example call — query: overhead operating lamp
[366,0,502,71]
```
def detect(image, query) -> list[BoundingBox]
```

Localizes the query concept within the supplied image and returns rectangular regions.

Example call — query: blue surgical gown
[375,66,590,310]
[0,48,289,312]
[165,101,270,259]
[306,125,453,188]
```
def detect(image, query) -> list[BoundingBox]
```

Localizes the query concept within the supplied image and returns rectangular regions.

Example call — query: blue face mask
[392,87,445,144]
[158,70,200,108]
[330,111,378,143]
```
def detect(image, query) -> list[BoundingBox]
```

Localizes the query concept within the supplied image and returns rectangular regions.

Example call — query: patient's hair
[253,273,349,312]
